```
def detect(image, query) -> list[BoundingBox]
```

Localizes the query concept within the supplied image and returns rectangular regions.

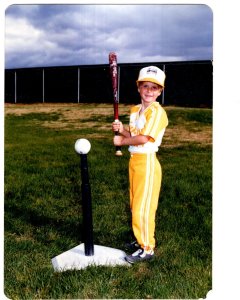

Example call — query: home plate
[51,243,130,272]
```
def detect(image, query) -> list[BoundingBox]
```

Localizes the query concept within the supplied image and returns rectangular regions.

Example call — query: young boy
[112,66,168,264]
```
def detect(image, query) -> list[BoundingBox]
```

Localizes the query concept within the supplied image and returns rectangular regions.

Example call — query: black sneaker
[125,240,141,251]
[125,248,154,264]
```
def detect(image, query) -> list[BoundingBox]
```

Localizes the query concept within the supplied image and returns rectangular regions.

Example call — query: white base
[51,243,130,272]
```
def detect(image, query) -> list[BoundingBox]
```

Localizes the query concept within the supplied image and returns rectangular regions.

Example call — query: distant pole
[162,64,165,105]
[14,71,17,104]
[42,69,45,103]
[118,66,120,101]
[77,68,80,103]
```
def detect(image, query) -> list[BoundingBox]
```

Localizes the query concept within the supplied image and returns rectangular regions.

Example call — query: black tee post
[80,154,94,256]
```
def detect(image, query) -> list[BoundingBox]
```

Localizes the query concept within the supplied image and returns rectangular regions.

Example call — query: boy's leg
[129,153,162,251]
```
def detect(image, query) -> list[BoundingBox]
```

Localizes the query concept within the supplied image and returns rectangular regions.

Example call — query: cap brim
[136,77,164,87]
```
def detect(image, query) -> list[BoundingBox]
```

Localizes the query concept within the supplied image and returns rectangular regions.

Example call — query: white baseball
[74,138,91,154]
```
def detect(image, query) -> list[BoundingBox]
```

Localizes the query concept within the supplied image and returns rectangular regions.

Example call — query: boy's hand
[112,120,123,133]
[113,135,124,146]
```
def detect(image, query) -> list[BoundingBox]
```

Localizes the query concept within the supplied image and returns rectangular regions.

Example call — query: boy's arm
[120,127,131,138]
[113,134,150,146]
[112,121,131,138]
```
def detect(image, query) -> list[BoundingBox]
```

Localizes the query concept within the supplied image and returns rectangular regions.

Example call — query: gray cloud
[5,4,213,68]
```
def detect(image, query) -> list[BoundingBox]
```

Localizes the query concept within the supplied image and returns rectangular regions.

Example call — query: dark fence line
[5,60,213,107]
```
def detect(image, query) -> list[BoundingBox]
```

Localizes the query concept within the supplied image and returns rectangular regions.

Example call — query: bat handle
[113,119,123,156]
[114,131,123,156]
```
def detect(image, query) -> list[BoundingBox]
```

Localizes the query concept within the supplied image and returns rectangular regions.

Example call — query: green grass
[4,104,212,299]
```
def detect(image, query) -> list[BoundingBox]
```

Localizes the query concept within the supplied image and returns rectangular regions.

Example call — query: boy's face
[138,81,163,104]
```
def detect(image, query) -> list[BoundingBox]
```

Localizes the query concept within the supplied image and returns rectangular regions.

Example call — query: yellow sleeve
[140,106,168,142]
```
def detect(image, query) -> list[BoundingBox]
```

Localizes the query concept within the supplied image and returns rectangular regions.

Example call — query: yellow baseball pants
[129,153,162,251]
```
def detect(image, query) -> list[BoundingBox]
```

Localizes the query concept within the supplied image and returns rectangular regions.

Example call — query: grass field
[4,103,212,299]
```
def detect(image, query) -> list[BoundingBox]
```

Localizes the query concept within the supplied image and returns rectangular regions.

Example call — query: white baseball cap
[136,66,166,87]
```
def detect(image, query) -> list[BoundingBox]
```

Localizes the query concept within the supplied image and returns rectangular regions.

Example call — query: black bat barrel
[80,154,94,256]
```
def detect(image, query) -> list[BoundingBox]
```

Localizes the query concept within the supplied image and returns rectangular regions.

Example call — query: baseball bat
[109,52,123,156]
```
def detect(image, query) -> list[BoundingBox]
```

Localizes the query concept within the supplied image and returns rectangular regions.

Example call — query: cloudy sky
[5,4,213,69]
